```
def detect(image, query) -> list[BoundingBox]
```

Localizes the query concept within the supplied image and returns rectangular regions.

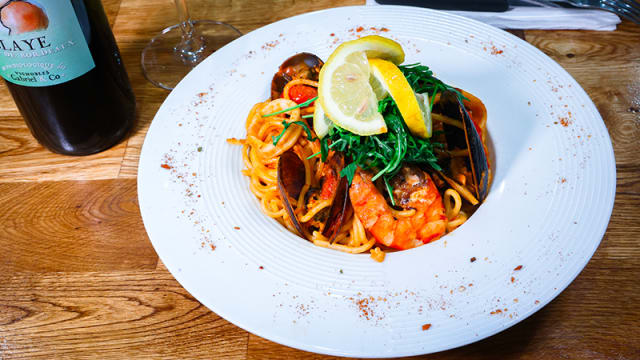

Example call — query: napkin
[366,0,621,31]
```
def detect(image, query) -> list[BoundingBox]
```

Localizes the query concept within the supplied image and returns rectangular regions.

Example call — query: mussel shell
[277,150,306,237]
[435,93,466,149]
[437,90,489,202]
[271,52,323,99]
[321,175,350,243]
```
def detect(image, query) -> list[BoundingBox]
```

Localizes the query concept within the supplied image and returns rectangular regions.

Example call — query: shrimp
[349,166,447,250]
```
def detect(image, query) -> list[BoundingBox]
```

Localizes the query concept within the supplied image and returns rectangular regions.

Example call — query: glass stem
[174,0,205,63]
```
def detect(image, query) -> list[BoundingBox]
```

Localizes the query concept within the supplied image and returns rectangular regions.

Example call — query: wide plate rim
[137,5,616,357]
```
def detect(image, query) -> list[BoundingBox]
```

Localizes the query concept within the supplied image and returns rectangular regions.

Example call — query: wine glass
[141,0,241,90]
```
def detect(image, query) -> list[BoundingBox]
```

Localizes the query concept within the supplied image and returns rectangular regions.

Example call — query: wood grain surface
[0,0,639,359]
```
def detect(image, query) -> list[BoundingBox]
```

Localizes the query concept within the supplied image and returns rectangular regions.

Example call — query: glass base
[141,20,241,90]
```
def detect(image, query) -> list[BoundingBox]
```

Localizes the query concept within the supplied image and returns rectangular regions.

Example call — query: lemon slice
[330,35,405,65]
[313,103,333,139]
[318,36,405,136]
[368,58,432,138]
[415,92,432,138]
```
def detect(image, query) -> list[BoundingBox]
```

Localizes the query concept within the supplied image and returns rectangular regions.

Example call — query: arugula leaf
[262,96,318,118]
[340,162,358,185]
[272,63,453,197]
[272,120,315,146]
[383,175,396,207]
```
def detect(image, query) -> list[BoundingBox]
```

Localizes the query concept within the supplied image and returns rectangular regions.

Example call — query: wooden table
[1,0,638,358]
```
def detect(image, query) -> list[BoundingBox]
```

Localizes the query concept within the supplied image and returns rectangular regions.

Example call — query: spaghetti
[236,81,378,255]
[231,46,490,262]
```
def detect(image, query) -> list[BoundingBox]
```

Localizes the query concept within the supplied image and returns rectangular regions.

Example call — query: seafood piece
[321,175,350,242]
[318,153,348,242]
[277,148,350,242]
[319,152,345,200]
[277,150,306,237]
[436,90,490,203]
[459,89,487,143]
[271,52,324,99]
[349,166,447,250]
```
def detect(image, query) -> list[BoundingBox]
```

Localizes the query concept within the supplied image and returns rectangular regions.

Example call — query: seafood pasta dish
[230,36,491,262]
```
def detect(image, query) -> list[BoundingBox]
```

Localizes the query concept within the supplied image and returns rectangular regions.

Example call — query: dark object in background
[0,0,135,156]
[375,0,509,12]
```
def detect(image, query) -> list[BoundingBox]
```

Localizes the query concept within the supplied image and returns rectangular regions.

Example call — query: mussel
[277,149,350,242]
[277,150,306,237]
[321,167,350,243]
[271,52,324,100]
[435,90,490,203]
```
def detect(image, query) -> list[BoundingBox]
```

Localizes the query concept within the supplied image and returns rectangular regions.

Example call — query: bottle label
[0,0,95,87]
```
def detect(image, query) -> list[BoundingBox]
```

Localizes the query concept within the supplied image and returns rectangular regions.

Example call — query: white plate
[138,6,615,357]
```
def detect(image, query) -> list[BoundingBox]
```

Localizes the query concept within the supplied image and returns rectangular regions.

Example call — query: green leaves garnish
[262,96,318,118]
[399,64,464,111]
[319,96,441,201]
[270,63,455,203]
[340,162,358,185]
[271,120,316,146]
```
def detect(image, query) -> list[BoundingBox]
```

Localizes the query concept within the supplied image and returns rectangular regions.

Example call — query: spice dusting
[355,297,375,320]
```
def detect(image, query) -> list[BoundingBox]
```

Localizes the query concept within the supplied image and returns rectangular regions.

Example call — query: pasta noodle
[235,92,473,258]
[230,52,490,261]
[237,80,376,255]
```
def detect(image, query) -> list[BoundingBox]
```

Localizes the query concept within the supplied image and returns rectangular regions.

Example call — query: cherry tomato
[287,85,317,105]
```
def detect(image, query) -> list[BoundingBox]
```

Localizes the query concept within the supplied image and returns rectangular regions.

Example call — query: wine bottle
[0,0,135,155]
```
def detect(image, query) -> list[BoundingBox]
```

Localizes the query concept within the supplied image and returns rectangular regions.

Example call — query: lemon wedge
[313,103,333,139]
[368,68,389,101]
[318,36,405,136]
[414,92,432,138]
[368,58,432,138]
